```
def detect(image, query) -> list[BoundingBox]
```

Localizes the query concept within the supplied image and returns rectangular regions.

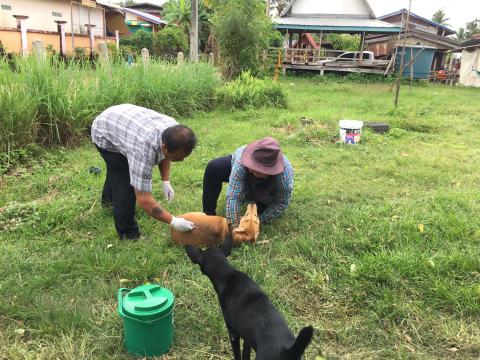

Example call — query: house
[123,7,167,34]
[273,0,401,74]
[459,35,480,87]
[126,2,164,18]
[0,0,115,55]
[365,9,460,78]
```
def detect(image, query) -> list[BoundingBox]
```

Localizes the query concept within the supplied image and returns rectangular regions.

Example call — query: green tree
[116,0,135,7]
[211,0,274,79]
[456,27,466,42]
[120,29,153,53]
[153,25,189,56]
[326,34,361,51]
[465,18,480,40]
[432,9,450,27]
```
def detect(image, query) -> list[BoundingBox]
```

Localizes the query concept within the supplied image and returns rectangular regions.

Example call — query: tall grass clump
[216,71,287,109]
[0,56,220,152]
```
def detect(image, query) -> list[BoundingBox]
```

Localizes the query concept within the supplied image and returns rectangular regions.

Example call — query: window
[1,4,12,10]
[52,11,62,17]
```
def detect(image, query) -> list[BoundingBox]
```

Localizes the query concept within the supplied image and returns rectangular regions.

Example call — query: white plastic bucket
[339,120,363,144]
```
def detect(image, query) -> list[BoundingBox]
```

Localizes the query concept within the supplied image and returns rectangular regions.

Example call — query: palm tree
[456,27,466,42]
[163,0,195,33]
[432,9,450,27]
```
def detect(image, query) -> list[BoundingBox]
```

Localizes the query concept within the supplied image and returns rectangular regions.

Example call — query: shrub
[216,71,287,109]
[120,30,153,54]
[212,0,274,79]
[153,26,189,58]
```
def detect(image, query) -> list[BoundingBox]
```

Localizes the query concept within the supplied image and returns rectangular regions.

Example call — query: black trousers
[202,155,268,216]
[95,145,140,239]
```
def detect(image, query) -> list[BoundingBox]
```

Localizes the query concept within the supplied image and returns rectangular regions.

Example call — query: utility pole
[266,0,271,16]
[394,0,412,108]
[190,0,199,62]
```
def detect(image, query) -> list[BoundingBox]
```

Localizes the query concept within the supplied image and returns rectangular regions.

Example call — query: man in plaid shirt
[202,137,293,227]
[92,104,197,240]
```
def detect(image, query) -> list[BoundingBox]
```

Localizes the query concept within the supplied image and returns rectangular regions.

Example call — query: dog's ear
[185,245,203,265]
[283,326,314,359]
[221,235,233,257]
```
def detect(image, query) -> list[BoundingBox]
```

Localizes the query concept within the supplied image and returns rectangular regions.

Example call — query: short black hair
[162,125,197,155]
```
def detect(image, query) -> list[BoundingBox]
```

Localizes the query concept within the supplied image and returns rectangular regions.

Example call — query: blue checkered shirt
[226,146,294,226]
[91,104,177,192]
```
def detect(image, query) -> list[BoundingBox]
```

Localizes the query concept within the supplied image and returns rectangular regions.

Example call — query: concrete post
[208,52,214,65]
[115,30,120,50]
[54,20,67,57]
[177,51,184,65]
[32,40,46,62]
[141,48,150,67]
[13,15,29,56]
[189,0,199,62]
[98,42,109,65]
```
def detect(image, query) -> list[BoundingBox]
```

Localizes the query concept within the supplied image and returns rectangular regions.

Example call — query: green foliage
[163,0,192,33]
[119,29,153,54]
[432,9,450,27]
[0,56,220,152]
[153,26,189,56]
[216,71,287,109]
[211,0,274,79]
[326,34,361,51]
[312,73,427,86]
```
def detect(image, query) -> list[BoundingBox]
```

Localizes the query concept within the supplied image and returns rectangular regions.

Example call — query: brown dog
[171,212,229,247]
[232,203,260,244]
[172,204,260,246]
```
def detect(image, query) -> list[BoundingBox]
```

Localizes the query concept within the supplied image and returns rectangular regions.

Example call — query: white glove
[170,216,195,232]
[162,181,175,202]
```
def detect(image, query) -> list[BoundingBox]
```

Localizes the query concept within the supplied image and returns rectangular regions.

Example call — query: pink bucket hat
[241,137,284,175]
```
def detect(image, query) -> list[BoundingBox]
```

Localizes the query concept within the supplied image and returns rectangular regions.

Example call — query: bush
[216,71,287,109]
[212,0,274,79]
[120,30,153,54]
[153,26,189,58]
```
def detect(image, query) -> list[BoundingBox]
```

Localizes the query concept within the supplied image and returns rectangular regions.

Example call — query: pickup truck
[316,51,389,67]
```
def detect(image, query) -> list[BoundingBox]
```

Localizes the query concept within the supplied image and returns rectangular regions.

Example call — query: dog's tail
[285,326,314,358]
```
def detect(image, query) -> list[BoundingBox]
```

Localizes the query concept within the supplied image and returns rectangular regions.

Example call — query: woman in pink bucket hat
[202,137,294,228]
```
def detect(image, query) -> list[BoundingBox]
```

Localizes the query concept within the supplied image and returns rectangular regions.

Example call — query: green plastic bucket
[118,284,174,357]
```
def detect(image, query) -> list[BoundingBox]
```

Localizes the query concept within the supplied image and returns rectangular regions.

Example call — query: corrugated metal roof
[274,17,401,33]
[123,7,167,25]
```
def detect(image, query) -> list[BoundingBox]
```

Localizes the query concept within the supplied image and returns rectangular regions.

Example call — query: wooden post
[32,40,45,62]
[177,51,184,65]
[55,20,67,57]
[394,1,412,108]
[189,0,199,62]
[141,48,150,67]
[409,46,414,90]
[13,15,29,56]
[359,31,366,64]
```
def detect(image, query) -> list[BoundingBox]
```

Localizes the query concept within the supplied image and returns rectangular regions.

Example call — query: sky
[108,0,479,31]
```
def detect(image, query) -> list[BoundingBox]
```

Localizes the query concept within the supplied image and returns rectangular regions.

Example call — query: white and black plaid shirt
[91,104,178,192]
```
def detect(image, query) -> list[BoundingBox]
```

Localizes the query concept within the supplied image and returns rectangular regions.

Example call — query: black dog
[185,236,314,360]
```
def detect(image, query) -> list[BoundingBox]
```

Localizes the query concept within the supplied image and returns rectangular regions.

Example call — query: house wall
[0,0,105,36]
[460,48,480,87]
[0,28,113,54]
[382,14,437,35]
[291,0,371,17]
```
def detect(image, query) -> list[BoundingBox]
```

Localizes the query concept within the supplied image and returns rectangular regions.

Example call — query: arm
[225,163,247,227]
[258,161,294,224]
[135,190,173,224]
[159,158,171,181]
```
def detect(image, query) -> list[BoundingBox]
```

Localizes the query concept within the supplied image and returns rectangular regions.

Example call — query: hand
[162,181,175,202]
[170,216,195,232]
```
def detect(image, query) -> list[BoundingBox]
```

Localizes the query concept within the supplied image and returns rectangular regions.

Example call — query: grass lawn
[0,78,479,359]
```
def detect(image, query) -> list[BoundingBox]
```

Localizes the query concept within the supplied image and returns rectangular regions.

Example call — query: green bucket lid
[122,284,174,321]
